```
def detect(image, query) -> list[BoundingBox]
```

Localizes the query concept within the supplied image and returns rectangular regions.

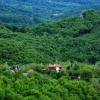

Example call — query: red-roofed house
[48,64,62,72]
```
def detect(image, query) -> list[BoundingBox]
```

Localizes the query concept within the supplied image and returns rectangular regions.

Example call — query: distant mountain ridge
[0,0,100,24]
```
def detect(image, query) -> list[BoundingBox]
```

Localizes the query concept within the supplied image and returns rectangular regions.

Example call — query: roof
[48,64,62,68]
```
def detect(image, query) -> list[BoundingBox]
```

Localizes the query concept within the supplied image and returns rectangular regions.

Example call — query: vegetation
[0,10,100,65]
[0,62,100,100]
[0,10,100,99]
[0,0,100,24]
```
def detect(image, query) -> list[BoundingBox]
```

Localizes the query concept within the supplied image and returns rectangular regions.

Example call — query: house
[9,65,20,73]
[47,64,62,72]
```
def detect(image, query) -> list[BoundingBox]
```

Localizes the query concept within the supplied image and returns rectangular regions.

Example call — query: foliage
[0,10,100,65]
[0,0,100,24]
[0,62,100,100]
[0,10,100,100]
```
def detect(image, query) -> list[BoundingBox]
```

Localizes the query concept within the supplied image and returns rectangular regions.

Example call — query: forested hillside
[0,10,100,100]
[0,0,100,24]
[0,10,100,65]
[0,62,100,100]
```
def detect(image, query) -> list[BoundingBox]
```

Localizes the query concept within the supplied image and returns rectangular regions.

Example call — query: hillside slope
[0,10,100,65]
[0,0,100,24]
[0,10,100,100]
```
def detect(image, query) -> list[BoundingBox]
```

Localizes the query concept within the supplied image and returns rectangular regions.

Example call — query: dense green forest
[0,10,100,100]
[0,0,100,24]
[0,10,100,65]
[0,62,100,100]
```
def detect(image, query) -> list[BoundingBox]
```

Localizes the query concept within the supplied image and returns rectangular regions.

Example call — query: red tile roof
[48,64,62,68]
